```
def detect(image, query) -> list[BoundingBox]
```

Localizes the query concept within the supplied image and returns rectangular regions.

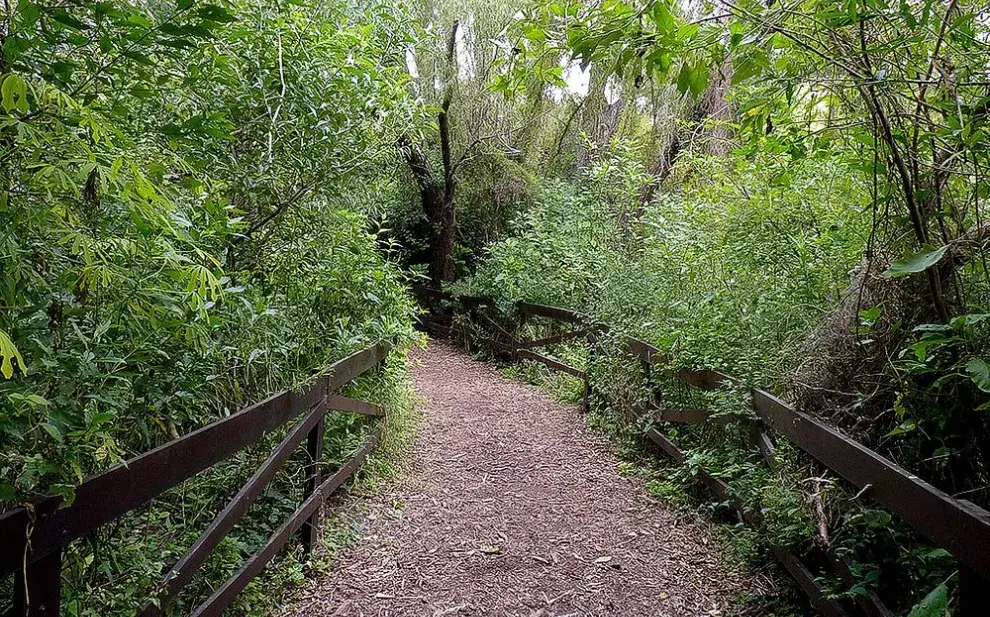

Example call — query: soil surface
[277,342,751,616]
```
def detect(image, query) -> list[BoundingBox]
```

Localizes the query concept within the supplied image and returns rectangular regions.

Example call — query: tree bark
[640,59,734,205]
[399,136,455,286]
[397,20,460,286]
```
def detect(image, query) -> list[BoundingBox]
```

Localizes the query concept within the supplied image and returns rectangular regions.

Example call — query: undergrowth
[466,143,964,614]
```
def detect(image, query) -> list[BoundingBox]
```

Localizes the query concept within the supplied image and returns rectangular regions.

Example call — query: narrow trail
[279,342,753,616]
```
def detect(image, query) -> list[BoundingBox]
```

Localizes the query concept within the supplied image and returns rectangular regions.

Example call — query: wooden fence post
[299,415,325,557]
[12,549,61,617]
[583,331,597,413]
[959,561,990,616]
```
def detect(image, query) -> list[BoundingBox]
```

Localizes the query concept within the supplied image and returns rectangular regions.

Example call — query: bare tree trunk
[398,21,460,286]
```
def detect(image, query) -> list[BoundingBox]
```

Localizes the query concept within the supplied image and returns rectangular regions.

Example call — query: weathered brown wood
[11,549,61,617]
[643,426,686,463]
[517,349,586,379]
[475,336,516,355]
[141,397,331,616]
[826,549,893,617]
[328,345,389,391]
[959,563,990,617]
[0,345,386,576]
[300,410,326,557]
[418,317,452,336]
[474,309,519,346]
[624,337,664,363]
[752,388,990,581]
[189,429,382,617]
[517,329,589,349]
[769,546,851,617]
[326,395,383,417]
[749,421,777,469]
[518,301,584,323]
[654,408,742,425]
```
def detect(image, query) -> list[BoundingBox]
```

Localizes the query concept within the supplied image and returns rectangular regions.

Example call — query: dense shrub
[0,0,422,614]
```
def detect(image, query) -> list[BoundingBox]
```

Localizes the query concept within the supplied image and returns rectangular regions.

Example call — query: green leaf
[885,419,916,437]
[0,328,26,379]
[688,63,709,96]
[1,74,29,113]
[52,10,90,30]
[966,358,990,392]
[906,583,947,617]
[882,245,948,278]
[41,422,63,443]
[675,63,692,95]
[649,2,675,33]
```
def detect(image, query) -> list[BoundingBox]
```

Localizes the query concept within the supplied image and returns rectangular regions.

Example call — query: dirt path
[278,342,751,616]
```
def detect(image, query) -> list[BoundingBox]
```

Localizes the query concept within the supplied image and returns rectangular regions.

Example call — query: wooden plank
[624,337,664,363]
[11,549,61,617]
[300,410,326,557]
[518,301,583,323]
[751,388,990,581]
[0,345,386,576]
[473,309,519,346]
[189,429,382,617]
[141,397,330,616]
[654,408,742,425]
[826,549,893,617]
[327,345,388,391]
[418,317,452,335]
[475,336,516,355]
[517,329,588,349]
[517,349,586,379]
[770,546,851,617]
[643,427,686,464]
[623,338,738,389]
[326,395,383,417]
[959,564,990,617]
[749,421,777,469]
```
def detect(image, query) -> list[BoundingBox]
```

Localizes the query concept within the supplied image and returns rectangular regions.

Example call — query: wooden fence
[0,343,391,617]
[412,285,990,617]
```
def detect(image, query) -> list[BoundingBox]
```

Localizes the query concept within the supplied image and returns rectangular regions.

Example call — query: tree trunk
[640,58,734,205]
[397,21,460,287]
[399,136,456,286]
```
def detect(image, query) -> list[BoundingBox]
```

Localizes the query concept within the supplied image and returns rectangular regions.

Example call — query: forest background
[1,0,988,615]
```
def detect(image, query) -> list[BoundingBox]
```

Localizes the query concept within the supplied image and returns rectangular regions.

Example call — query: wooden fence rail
[411,285,990,617]
[1,343,391,617]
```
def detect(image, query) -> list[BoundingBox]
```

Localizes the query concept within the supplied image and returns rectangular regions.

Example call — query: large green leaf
[966,358,990,392]
[882,245,948,278]
[906,584,947,617]
[1,74,29,113]
[0,328,26,379]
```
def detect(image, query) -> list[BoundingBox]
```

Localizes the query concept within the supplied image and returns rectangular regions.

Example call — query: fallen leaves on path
[277,342,756,616]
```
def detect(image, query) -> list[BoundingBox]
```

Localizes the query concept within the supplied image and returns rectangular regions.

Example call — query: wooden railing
[412,285,990,617]
[0,343,391,617]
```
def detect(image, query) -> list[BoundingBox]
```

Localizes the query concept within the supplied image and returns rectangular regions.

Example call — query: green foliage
[883,246,948,279]
[466,137,959,612]
[907,584,948,617]
[0,0,424,613]
[475,142,868,382]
